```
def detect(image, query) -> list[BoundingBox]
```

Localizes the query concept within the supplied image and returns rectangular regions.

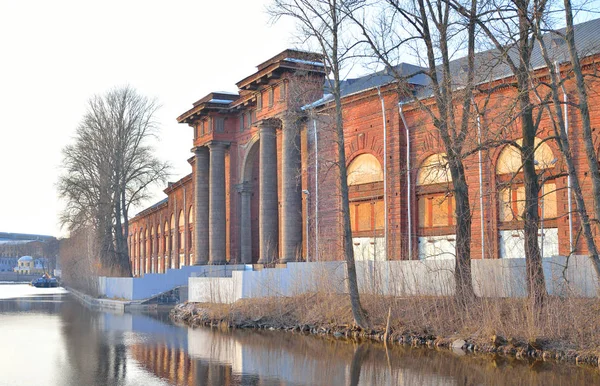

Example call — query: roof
[310,17,600,107]
[18,256,33,262]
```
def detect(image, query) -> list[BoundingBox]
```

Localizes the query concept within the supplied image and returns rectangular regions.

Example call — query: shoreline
[170,296,600,370]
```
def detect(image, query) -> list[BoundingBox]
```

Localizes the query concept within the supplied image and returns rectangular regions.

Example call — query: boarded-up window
[358,203,371,230]
[280,81,287,101]
[417,153,452,186]
[542,182,557,218]
[351,201,385,232]
[419,194,455,228]
[347,154,383,186]
[215,117,225,133]
[374,201,385,230]
[268,87,274,107]
[496,137,556,175]
[499,183,557,222]
[257,92,262,110]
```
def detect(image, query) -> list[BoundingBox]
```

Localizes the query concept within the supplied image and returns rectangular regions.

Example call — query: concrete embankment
[170,295,600,370]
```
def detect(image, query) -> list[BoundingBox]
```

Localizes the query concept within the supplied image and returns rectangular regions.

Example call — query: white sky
[0,0,295,237]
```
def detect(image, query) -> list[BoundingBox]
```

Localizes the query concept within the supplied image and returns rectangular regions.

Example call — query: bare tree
[269,0,371,328]
[346,0,479,302]
[58,86,170,277]
[453,0,549,307]
[528,1,600,280]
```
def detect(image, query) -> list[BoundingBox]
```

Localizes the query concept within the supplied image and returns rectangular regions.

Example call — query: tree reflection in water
[1,292,600,386]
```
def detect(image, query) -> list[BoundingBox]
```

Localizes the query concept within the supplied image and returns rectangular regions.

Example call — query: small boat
[31,274,59,288]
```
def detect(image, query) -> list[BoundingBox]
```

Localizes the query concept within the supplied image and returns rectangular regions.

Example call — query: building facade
[128,20,600,276]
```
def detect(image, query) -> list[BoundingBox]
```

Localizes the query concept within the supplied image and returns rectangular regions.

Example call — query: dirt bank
[170,294,600,368]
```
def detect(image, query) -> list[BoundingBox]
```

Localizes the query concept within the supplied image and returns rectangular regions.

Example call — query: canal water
[0,284,599,386]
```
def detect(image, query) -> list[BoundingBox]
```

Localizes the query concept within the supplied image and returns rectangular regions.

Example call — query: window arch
[188,207,194,253]
[163,221,169,273]
[417,153,452,186]
[496,137,559,258]
[347,153,384,186]
[496,138,556,175]
[178,209,185,253]
[496,138,557,223]
[346,153,384,256]
[417,153,455,229]
[416,153,455,260]
[150,226,155,256]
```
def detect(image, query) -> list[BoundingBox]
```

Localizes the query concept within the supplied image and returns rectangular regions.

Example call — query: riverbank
[171,293,600,369]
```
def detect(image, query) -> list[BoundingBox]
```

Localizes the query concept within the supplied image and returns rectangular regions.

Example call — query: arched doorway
[239,138,260,264]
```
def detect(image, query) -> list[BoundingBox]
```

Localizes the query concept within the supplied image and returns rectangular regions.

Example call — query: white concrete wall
[99,264,247,301]
[352,237,385,261]
[418,235,456,260]
[188,256,599,303]
[499,228,559,259]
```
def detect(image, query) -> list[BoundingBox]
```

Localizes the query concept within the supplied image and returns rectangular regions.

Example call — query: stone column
[237,183,253,264]
[193,146,209,265]
[281,116,303,263]
[258,121,279,263]
[208,141,228,264]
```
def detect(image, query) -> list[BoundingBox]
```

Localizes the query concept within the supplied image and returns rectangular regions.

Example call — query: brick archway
[238,138,260,263]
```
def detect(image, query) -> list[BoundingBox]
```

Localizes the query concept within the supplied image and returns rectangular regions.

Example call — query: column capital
[206,140,230,150]
[279,112,306,126]
[256,118,281,130]
[191,146,208,154]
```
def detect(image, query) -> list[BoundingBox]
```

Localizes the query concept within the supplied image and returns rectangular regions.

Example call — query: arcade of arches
[127,48,600,277]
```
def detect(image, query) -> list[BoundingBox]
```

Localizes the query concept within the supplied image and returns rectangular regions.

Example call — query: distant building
[13,256,47,275]
[0,257,17,272]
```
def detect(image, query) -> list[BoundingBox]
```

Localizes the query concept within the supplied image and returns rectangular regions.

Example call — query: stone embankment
[171,300,600,369]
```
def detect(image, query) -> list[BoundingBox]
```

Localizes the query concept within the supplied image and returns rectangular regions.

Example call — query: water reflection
[0,287,599,386]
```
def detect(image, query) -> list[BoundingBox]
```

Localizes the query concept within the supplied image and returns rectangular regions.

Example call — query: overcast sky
[0,0,296,237]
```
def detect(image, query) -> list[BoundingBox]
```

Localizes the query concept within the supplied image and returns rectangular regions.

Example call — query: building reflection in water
[51,297,600,386]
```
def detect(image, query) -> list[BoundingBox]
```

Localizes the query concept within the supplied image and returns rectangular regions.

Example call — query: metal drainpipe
[377,87,388,260]
[398,103,412,260]
[313,117,319,262]
[476,107,485,259]
[555,61,574,253]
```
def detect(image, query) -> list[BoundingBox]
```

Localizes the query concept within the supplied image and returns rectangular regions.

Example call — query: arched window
[347,153,385,261]
[347,154,385,234]
[163,221,169,273]
[139,229,144,274]
[496,138,557,222]
[416,153,455,260]
[164,221,169,254]
[496,137,558,258]
[170,214,175,269]
[417,153,455,229]
[347,153,384,186]
[178,210,185,253]
[188,207,194,253]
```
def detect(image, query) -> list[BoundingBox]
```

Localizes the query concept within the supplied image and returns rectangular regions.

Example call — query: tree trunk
[519,92,547,307]
[563,0,600,281]
[449,155,475,301]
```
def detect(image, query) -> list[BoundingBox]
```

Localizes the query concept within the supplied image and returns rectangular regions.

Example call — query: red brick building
[129,20,600,276]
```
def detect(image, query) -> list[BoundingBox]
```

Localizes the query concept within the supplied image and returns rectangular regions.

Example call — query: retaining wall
[98,265,248,301]
[188,256,599,303]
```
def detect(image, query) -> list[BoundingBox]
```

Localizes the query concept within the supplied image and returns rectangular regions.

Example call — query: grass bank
[171,293,600,368]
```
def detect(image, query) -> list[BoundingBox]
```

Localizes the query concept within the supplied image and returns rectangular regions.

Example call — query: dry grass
[182,293,600,352]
